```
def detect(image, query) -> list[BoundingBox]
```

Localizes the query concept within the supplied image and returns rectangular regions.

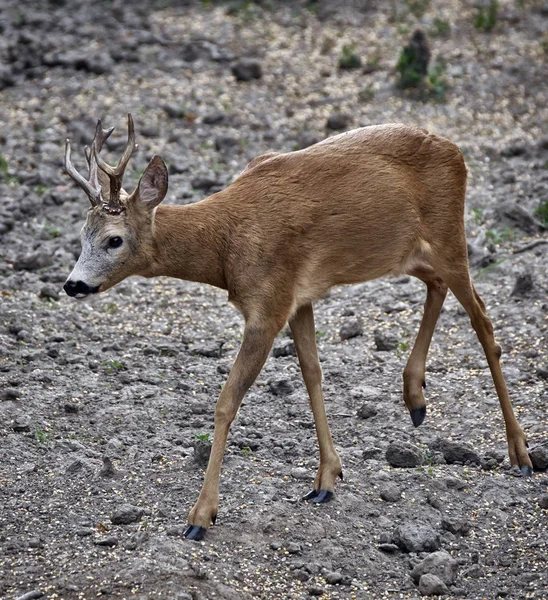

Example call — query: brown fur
[67,122,532,538]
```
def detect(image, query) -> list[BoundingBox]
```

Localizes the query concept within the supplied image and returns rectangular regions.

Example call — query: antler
[93,114,138,214]
[65,119,115,208]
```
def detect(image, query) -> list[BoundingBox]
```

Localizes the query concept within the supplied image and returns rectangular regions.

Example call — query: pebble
[357,403,377,419]
[267,378,294,396]
[307,585,325,596]
[297,131,322,149]
[93,535,118,547]
[411,550,458,585]
[530,445,548,470]
[430,438,480,465]
[326,113,350,130]
[39,284,60,301]
[325,571,343,584]
[286,542,301,554]
[363,447,383,460]
[511,272,535,297]
[110,503,144,525]
[272,340,297,358]
[441,517,470,536]
[13,251,53,271]
[418,573,448,596]
[385,441,423,468]
[193,439,212,466]
[2,388,20,401]
[12,417,31,432]
[379,482,401,502]
[538,495,548,509]
[290,467,311,480]
[374,330,399,351]
[339,318,363,340]
[392,521,441,553]
[231,59,262,81]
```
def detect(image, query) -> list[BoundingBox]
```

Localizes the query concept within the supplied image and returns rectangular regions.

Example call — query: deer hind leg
[403,267,448,426]
[441,271,532,474]
[184,312,288,541]
[290,303,342,503]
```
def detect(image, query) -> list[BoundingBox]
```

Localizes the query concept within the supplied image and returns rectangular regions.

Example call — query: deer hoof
[520,465,533,477]
[410,405,427,428]
[302,489,333,504]
[183,524,207,541]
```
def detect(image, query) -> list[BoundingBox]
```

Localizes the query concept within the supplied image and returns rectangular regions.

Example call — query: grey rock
[14,251,53,271]
[290,467,310,480]
[203,112,227,125]
[231,59,263,81]
[76,527,95,537]
[411,550,458,585]
[340,318,363,340]
[308,585,325,596]
[418,573,448,596]
[386,441,423,468]
[286,542,301,554]
[83,52,113,74]
[98,456,117,478]
[357,403,377,419]
[39,284,60,301]
[495,201,544,234]
[94,535,118,547]
[2,388,20,401]
[374,330,399,351]
[530,445,548,470]
[294,569,309,582]
[325,571,343,584]
[511,272,534,297]
[0,64,15,90]
[111,504,144,525]
[193,439,212,466]
[12,417,30,432]
[268,378,294,396]
[430,438,480,465]
[215,135,240,152]
[379,482,401,502]
[378,543,399,553]
[392,522,441,553]
[192,341,223,357]
[462,565,483,578]
[326,113,350,130]
[538,494,548,509]
[163,102,186,118]
[191,176,221,191]
[272,340,296,358]
[441,517,471,536]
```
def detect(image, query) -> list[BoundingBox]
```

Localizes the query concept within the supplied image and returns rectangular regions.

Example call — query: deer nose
[63,280,98,297]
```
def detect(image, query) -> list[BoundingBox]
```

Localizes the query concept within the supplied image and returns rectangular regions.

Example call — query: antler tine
[64,139,102,207]
[85,120,115,166]
[93,114,138,212]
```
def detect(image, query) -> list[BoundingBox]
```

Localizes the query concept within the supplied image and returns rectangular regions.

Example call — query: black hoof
[183,524,207,541]
[410,405,427,428]
[520,465,533,477]
[338,470,344,481]
[303,489,333,504]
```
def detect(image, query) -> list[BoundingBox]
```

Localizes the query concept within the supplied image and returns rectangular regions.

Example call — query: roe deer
[63,114,533,541]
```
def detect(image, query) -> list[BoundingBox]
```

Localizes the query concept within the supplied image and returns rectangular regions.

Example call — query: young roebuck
[63,115,532,540]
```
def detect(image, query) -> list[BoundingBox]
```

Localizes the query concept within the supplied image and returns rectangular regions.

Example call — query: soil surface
[1,1,547,599]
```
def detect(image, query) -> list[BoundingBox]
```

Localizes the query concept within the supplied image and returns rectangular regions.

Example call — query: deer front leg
[184,320,283,541]
[290,303,342,504]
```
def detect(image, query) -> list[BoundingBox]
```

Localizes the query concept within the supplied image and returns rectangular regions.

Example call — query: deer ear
[134,156,168,210]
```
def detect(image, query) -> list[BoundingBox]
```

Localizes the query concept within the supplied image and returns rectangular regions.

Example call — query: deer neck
[148,202,227,290]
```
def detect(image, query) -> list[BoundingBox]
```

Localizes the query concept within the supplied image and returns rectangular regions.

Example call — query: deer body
[63,117,532,542]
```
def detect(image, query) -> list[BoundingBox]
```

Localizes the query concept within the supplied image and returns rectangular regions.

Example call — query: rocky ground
[1,1,547,599]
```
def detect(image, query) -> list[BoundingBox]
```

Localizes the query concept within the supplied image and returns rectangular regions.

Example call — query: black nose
[63,280,98,297]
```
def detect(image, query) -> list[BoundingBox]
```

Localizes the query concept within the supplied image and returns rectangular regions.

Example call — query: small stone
[193,439,212,467]
[76,527,94,537]
[495,201,543,234]
[215,135,240,152]
[308,585,325,596]
[94,535,118,547]
[339,318,363,340]
[392,521,441,553]
[537,494,548,509]
[290,467,310,480]
[430,438,480,465]
[191,176,221,191]
[530,445,548,470]
[203,112,227,125]
[378,543,399,553]
[272,340,296,358]
[98,456,117,478]
[411,550,458,585]
[374,330,399,351]
[418,573,448,596]
[270,541,283,550]
[64,403,79,413]
[286,542,301,554]
[441,517,471,536]
[386,441,423,468]
[12,417,30,432]
[297,131,322,149]
[326,113,350,130]
[511,272,534,297]
[2,388,20,401]
[357,403,377,419]
[537,367,548,380]
[14,251,53,271]
[463,565,483,578]
[110,503,144,525]
[39,284,60,301]
[294,569,309,582]
[163,102,186,118]
[379,482,401,502]
[231,59,262,81]
[325,571,343,585]
[267,378,293,396]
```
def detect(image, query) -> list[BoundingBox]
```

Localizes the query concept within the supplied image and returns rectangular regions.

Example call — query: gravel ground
[1,1,547,599]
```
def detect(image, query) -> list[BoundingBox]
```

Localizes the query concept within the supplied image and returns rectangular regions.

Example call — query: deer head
[63,114,168,298]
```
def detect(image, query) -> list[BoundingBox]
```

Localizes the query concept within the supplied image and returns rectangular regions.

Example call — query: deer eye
[108,236,123,248]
